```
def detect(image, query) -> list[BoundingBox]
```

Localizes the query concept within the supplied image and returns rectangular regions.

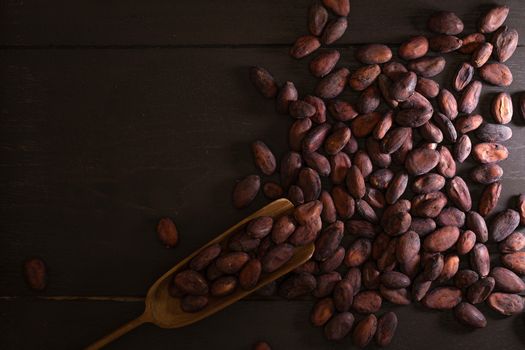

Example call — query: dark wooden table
[1,1,524,349]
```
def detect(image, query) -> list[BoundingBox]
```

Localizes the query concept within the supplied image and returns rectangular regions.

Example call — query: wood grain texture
[0,0,524,46]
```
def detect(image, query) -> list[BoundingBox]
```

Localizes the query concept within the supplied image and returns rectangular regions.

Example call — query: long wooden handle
[85,313,148,350]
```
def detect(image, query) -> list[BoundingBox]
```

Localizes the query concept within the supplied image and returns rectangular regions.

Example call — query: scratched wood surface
[0,0,524,349]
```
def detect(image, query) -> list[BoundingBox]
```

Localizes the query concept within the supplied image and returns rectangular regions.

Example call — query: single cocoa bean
[321,17,348,45]
[174,270,208,296]
[310,50,340,78]
[492,26,518,62]
[310,297,335,327]
[457,230,477,255]
[470,164,503,184]
[276,81,298,114]
[308,2,328,36]
[454,302,487,328]
[328,99,358,121]
[408,56,446,78]
[429,34,462,53]
[290,35,321,59]
[24,257,47,291]
[459,33,485,54]
[428,11,464,35]
[479,182,502,217]
[322,0,350,17]
[479,5,509,33]
[190,243,221,271]
[501,252,525,275]
[424,226,460,252]
[279,272,317,299]
[476,123,512,142]
[250,66,278,98]
[487,292,524,315]
[353,290,382,314]
[422,286,462,309]
[499,231,525,253]
[324,312,355,341]
[490,267,525,293]
[356,44,392,64]
[491,209,520,242]
[157,218,179,248]
[375,312,398,347]
[479,63,513,86]
[352,314,378,348]
[399,36,429,60]
[470,243,490,277]
[491,92,513,124]
[181,295,208,312]
[459,81,482,114]
[471,42,493,68]
[315,67,350,99]
[455,269,479,289]
[232,175,260,208]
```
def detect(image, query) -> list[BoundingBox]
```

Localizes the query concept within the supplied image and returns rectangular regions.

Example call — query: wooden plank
[1,47,525,296]
[0,0,524,46]
[1,299,524,349]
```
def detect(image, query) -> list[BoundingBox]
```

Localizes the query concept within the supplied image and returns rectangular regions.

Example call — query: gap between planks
[0,295,305,302]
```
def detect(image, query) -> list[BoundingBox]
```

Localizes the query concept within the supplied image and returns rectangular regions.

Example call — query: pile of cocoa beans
[238,1,525,348]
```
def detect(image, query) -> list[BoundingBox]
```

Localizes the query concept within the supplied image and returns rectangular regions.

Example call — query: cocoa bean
[410,218,436,236]
[438,89,458,119]
[364,187,386,209]
[369,168,394,190]
[279,272,317,299]
[429,35,462,53]
[412,274,432,301]
[321,17,348,45]
[381,271,410,289]
[333,279,354,311]
[399,36,429,60]
[427,11,464,35]
[405,147,440,175]
[454,302,487,328]
[324,312,355,341]
[330,152,351,185]
[174,270,208,296]
[356,44,392,64]
[315,67,350,99]
[346,219,378,238]
[289,222,320,246]
[407,56,446,78]
[499,231,525,253]
[416,77,440,99]
[303,152,331,177]
[263,182,284,200]
[314,220,344,261]
[438,254,460,282]
[487,292,524,316]
[313,271,342,298]
[491,92,513,124]
[210,276,237,297]
[501,252,525,275]
[331,185,355,219]
[459,33,485,54]
[385,171,408,204]
[492,26,518,62]
[157,218,179,248]
[289,119,312,152]
[276,81,298,114]
[232,175,260,208]
[262,244,294,273]
[375,312,398,347]
[390,72,417,102]
[459,81,482,114]
[455,114,483,134]
[304,95,327,124]
[250,66,278,98]
[470,243,490,277]
[322,0,350,17]
[181,295,208,313]
[479,5,509,33]
[424,226,460,252]
[447,176,472,212]
[470,164,503,184]
[345,238,372,267]
[433,112,458,143]
[298,167,322,201]
[353,314,378,348]
[356,199,379,223]
[353,290,382,314]
[479,63,513,86]
[491,209,520,242]
[380,285,411,305]
[320,246,345,273]
[454,134,471,163]
[453,62,474,91]
[289,99,316,119]
[457,230,477,255]
[358,85,381,114]
[310,50,340,78]
[412,173,446,194]
[351,112,382,137]
[381,127,411,154]
[411,191,447,218]
[476,123,512,142]
[327,99,358,121]
[366,137,392,168]
[437,207,465,227]
[383,62,408,81]
[288,185,305,206]
[471,42,493,68]
[422,286,462,309]
[290,35,321,59]
[310,298,335,327]
[437,146,456,178]
[490,267,525,293]
[308,2,329,36]
[422,253,444,281]
[466,211,488,242]
[344,267,362,295]
[479,182,502,217]
[239,259,262,290]
[455,269,479,289]
[190,243,221,271]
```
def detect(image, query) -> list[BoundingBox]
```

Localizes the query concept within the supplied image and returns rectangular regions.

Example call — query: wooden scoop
[86,198,314,349]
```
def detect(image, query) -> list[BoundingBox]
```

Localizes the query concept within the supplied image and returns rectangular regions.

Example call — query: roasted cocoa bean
[298,167,322,201]
[24,257,47,291]
[314,221,344,261]
[288,185,305,206]
[453,62,474,91]
[356,44,392,64]
[491,209,520,242]
[289,119,312,152]
[157,217,179,248]
[305,95,327,124]
[382,127,411,154]
[491,92,513,124]
[310,50,340,78]
[416,77,440,99]
[328,100,358,121]
[437,146,456,178]
[419,121,444,143]
[351,112,382,138]
[369,168,394,190]
[492,26,518,62]
[422,286,462,309]
[320,246,345,273]
[353,151,373,177]
[263,182,284,200]
[429,34,462,53]
[433,112,457,143]
[279,272,317,299]
[470,243,490,277]
[499,231,525,253]
[324,312,355,341]
[455,114,483,134]
[239,259,262,290]
[210,276,237,297]
[476,123,512,142]
[313,272,342,298]
[479,182,502,217]
[190,244,221,271]
[333,279,354,312]
[331,185,355,219]
[262,244,294,273]
[247,216,274,239]
[276,81,298,114]
[345,238,372,267]
[412,274,432,301]
[321,17,348,45]
[174,270,208,296]
[438,254,460,282]
[346,219,378,238]
[315,67,350,99]
[358,85,381,114]
[412,173,446,194]
[422,253,444,281]
[322,0,350,17]
[447,176,472,212]
[470,164,503,184]
[410,218,436,236]
[407,56,446,78]
[479,5,509,33]
[424,226,460,252]
[479,63,513,86]
[454,302,487,328]
[457,230,477,255]
[289,100,316,119]
[459,81,482,114]
[375,312,398,347]
[399,36,429,60]
[490,267,525,293]
[427,11,463,35]
[366,137,392,168]
[390,72,417,102]
[308,2,329,36]
[353,290,382,314]
[181,295,208,312]
[438,89,458,119]
[501,252,525,275]
[411,191,447,218]
[405,148,440,176]
[290,35,321,59]
[346,165,366,199]
[454,134,471,163]
[383,62,408,81]
[250,66,278,98]
[459,33,485,54]
[310,297,335,327]
[437,207,465,227]
[471,42,493,68]
[330,152,351,185]
[455,269,479,289]
[352,314,378,348]
[487,292,524,315]
[385,171,408,204]
[232,175,260,208]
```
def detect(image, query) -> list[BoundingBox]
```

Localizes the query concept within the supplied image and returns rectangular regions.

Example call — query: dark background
[1,0,524,349]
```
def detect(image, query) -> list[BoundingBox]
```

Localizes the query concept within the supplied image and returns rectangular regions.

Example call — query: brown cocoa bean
[310,50,340,78]
[250,66,278,98]
[358,85,381,114]
[438,254,460,282]
[455,269,479,289]
[487,292,524,316]
[453,62,474,91]
[471,42,493,68]
[433,112,458,143]
[356,199,378,223]
[437,207,465,227]
[479,182,502,217]
[470,164,503,184]
[232,175,260,208]
[262,244,294,273]
[422,253,444,281]
[405,147,440,175]
[380,285,411,305]
[298,167,322,201]
[321,17,347,45]
[466,211,489,242]
[457,230,476,255]
[492,26,518,62]
[411,191,447,218]
[479,5,509,33]
[438,89,458,119]
[396,230,420,264]
[246,216,273,239]
[416,77,440,99]
[352,314,378,348]
[320,246,345,273]
[181,295,208,312]
[315,67,350,99]
[276,81,298,114]
[373,110,394,140]
[422,286,462,309]
[369,168,394,190]
[303,152,331,177]
[364,187,386,209]
[290,35,321,59]
[289,99,316,119]
[157,218,179,248]
[479,63,513,86]
[210,276,237,297]
[289,119,312,152]
[390,72,417,102]
[174,270,208,296]
[366,137,392,168]
[289,221,321,246]
[375,312,398,347]
[424,226,460,252]
[239,259,262,290]
[410,218,436,236]
[263,182,284,200]
[501,252,525,275]
[383,61,408,81]
[346,219,378,238]
[324,312,354,341]
[377,239,398,271]
[351,112,382,137]
[491,92,513,124]
[251,143,276,175]
[459,33,485,54]
[437,146,456,178]
[399,36,429,60]
[499,231,525,253]
[319,191,337,224]
[288,185,305,206]
[455,114,483,134]
[459,81,482,114]
[279,272,317,299]
[190,243,221,271]
[333,279,354,312]
[429,35,462,53]
[490,267,525,293]
[344,267,362,295]
[328,99,358,121]
[419,121,443,143]
[305,95,327,124]
[331,185,355,219]
[314,220,344,261]
[308,2,329,36]
[427,11,463,35]
[491,209,520,242]
[353,290,382,314]
[412,274,432,301]
[454,134,471,163]
[407,56,446,78]
[313,271,342,298]
[381,127,411,154]
[381,271,410,289]
[378,74,399,108]
[447,176,472,212]
[325,126,352,156]
[322,0,350,16]
[412,173,446,194]
[385,171,408,204]
[24,257,47,291]
[356,44,392,64]
[476,123,512,142]
[454,302,487,328]
[345,238,372,267]
[470,243,490,277]
[310,297,335,327]
[330,152,351,185]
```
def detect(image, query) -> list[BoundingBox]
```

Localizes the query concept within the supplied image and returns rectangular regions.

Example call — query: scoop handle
[85,313,148,350]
